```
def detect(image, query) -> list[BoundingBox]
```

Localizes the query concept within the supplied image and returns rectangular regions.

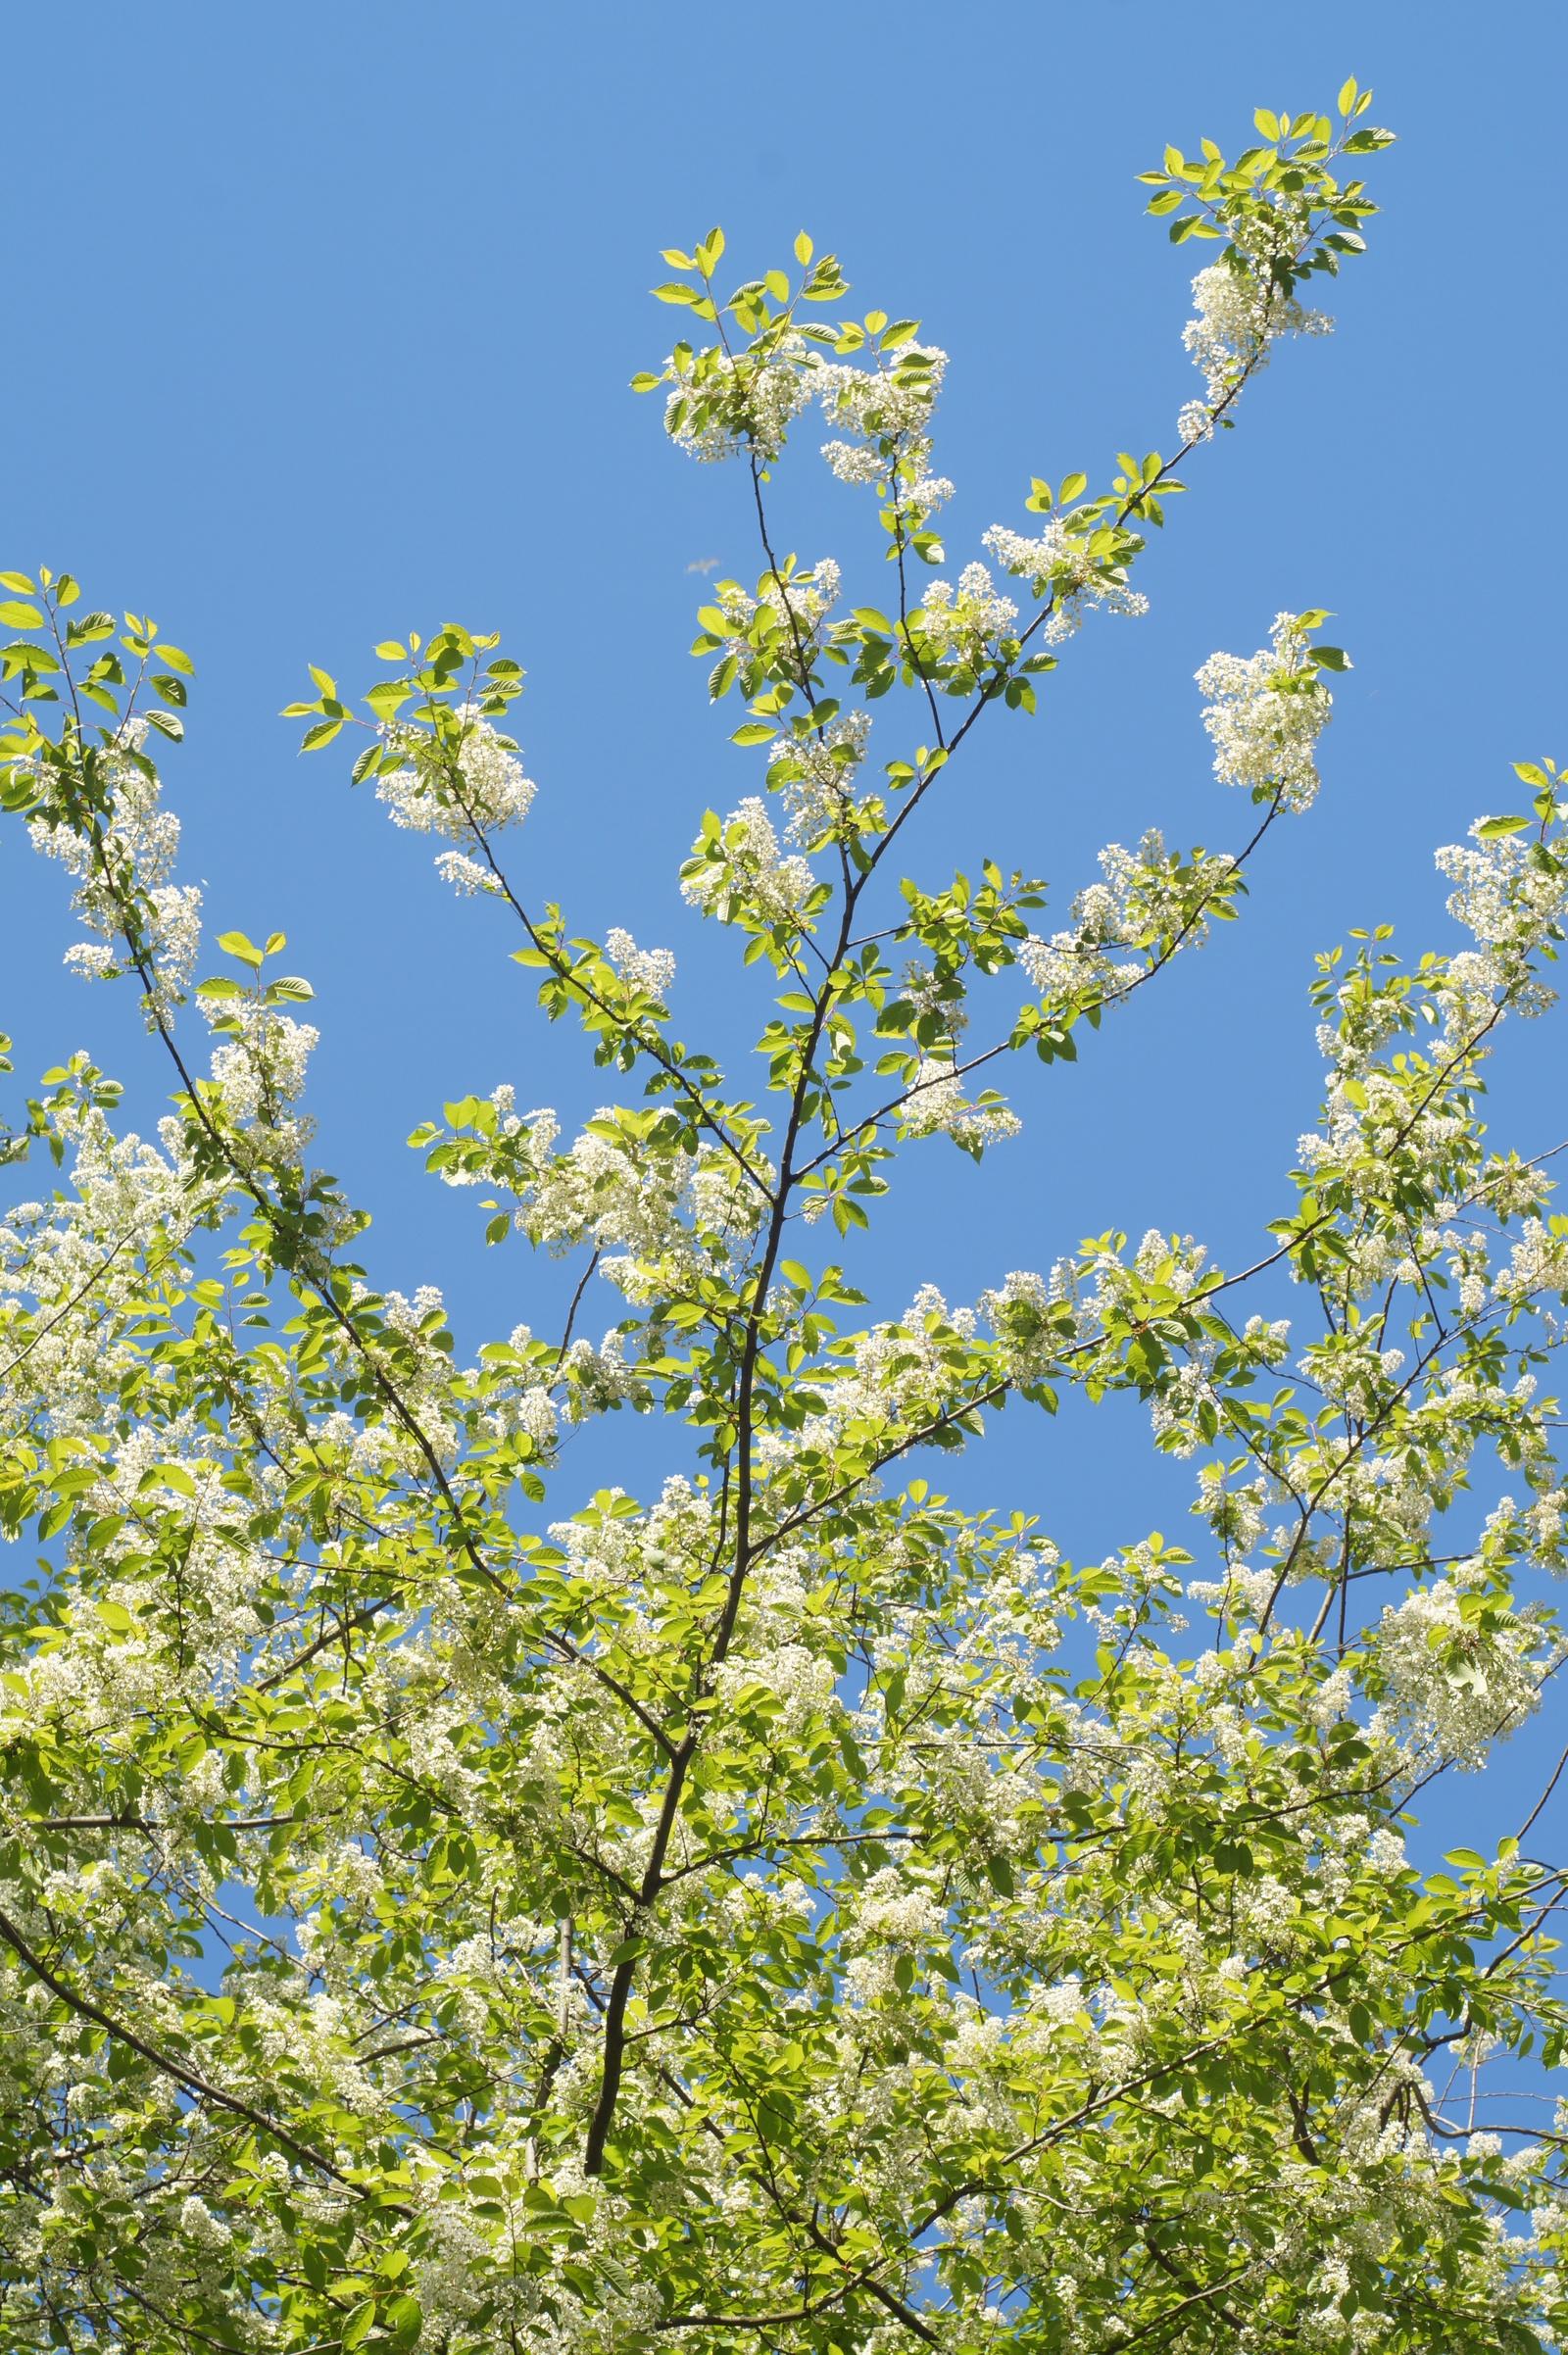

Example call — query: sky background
[4,0,1567,1864]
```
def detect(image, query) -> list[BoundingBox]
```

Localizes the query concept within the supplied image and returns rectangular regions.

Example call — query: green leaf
[1057,471,1087,504]
[65,612,117,646]
[653,281,698,305]
[151,673,187,708]
[0,602,41,628]
[156,643,194,675]
[300,718,343,751]
[144,710,183,742]
[730,722,777,748]
[384,2295,424,2352]
[217,931,266,970]
[794,230,812,265]
[375,640,407,661]
[342,2301,376,2351]
[0,571,35,594]
[1477,815,1530,838]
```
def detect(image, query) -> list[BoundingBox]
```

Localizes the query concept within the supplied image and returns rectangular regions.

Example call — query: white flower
[666,333,812,464]
[816,343,951,515]
[1017,831,1236,1008]
[900,1058,1020,1153]
[376,706,536,843]
[29,722,204,1025]
[982,520,1147,644]
[774,708,870,847]
[606,927,675,999]
[682,798,816,926]
[1181,261,1331,415]
[1196,613,1334,811]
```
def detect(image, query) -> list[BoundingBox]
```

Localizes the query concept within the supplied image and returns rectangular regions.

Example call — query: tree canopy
[4,75,1568,2355]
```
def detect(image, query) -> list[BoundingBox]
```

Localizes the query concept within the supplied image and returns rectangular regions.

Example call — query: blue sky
[4,0,1567,1851]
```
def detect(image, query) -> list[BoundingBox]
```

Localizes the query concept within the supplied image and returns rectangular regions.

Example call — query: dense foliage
[4,74,1568,2355]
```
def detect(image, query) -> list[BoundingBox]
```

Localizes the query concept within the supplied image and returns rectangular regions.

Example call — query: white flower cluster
[977,1268,1059,1386]
[1017,831,1235,1009]
[1196,613,1333,811]
[899,1057,1021,1153]
[1180,261,1332,437]
[205,998,320,1167]
[711,560,843,688]
[1369,1570,1557,1771]
[681,798,816,926]
[29,721,204,1023]
[0,1098,216,1442]
[1435,822,1568,1017]
[982,521,1149,645]
[665,332,812,464]
[815,343,953,516]
[777,707,870,845]
[918,563,1018,658]
[605,927,675,1000]
[464,1100,769,1306]
[751,1285,981,1478]
[377,706,536,850]
[1494,1218,1568,1309]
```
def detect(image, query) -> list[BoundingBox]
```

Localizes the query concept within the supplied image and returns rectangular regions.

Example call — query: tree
[1,72,1566,2355]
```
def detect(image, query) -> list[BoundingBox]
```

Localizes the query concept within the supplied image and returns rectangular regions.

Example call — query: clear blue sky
[5,1,1566,1846]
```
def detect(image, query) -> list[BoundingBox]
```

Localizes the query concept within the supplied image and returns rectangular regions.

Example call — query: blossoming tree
[4,77,1568,2355]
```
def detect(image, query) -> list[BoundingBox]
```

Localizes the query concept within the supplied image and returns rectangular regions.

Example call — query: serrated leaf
[731,722,776,747]
[653,281,698,305]
[300,718,343,751]
[308,664,337,697]
[66,612,117,646]
[1476,815,1530,839]
[217,932,266,969]
[1058,471,1087,503]
[0,572,35,595]
[263,976,315,1003]
[0,602,41,628]
[375,640,407,660]
[144,710,183,742]
[156,643,194,675]
[151,673,187,708]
